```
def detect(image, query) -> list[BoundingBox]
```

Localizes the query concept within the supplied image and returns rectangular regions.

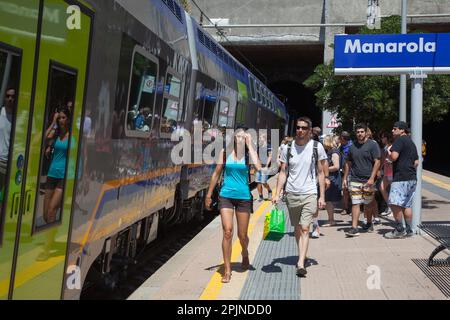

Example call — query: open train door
[0,0,93,299]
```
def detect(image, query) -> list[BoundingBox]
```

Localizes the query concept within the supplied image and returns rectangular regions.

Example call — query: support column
[410,71,426,233]
[399,0,408,122]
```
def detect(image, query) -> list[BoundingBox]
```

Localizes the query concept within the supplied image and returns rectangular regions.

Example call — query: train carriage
[0,0,287,300]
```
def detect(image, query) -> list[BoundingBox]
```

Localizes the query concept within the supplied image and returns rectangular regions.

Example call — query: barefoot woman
[205,128,261,283]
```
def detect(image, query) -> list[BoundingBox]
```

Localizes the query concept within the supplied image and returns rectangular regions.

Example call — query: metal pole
[400,0,407,122]
[410,70,426,233]
[202,23,365,28]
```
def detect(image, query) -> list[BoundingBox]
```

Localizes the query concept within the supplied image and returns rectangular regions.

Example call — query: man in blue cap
[385,121,419,239]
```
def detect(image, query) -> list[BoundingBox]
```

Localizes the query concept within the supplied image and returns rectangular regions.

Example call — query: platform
[128,170,450,300]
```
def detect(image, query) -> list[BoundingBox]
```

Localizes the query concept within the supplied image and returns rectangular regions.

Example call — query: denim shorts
[255,168,269,184]
[388,180,417,208]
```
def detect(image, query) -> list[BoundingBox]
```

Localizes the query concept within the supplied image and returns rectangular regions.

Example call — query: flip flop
[296,265,307,277]
[221,272,232,283]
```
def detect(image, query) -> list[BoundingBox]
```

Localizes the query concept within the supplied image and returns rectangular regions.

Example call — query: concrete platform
[128,170,450,300]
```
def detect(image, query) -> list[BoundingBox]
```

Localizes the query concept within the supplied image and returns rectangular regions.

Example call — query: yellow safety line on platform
[199,201,271,300]
[423,174,450,191]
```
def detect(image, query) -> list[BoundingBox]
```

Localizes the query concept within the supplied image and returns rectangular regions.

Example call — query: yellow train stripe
[80,166,182,247]
[423,174,450,191]
[87,192,172,243]
[199,201,271,300]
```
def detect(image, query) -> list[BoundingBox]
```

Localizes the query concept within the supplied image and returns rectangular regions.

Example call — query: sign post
[400,0,408,122]
[410,70,426,232]
[334,33,450,233]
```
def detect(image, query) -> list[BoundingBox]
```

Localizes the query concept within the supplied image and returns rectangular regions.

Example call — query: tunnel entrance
[225,43,324,134]
[270,80,322,135]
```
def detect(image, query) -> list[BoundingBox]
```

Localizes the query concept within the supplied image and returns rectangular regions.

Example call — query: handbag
[263,205,285,241]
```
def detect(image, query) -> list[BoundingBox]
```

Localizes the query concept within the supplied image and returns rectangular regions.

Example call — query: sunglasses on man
[296,125,309,131]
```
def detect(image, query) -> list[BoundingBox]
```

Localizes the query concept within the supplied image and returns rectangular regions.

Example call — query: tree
[179,0,191,13]
[303,16,450,135]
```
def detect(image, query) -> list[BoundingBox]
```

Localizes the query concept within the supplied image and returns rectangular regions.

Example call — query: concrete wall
[190,0,450,45]
[187,0,450,133]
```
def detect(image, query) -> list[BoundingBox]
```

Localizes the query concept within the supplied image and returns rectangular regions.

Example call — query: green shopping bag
[263,205,285,241]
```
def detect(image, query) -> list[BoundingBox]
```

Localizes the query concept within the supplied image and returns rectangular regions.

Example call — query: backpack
[284,140,319,194]
[336,149,345,175]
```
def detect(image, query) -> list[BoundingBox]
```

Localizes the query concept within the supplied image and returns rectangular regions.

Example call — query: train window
[217,99,229,129]
[202,92,217,130]
[160,70,183,136]
[0,48,21,245]
[235,101,245,126]
[33,62,77,231]
[192,82,203,130]
[227,101,236,129]
[248,76,256,101]
[125,47,158,138]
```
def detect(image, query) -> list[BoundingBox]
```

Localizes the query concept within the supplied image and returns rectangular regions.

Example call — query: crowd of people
[278,120,419,240]
[205,117,420,282]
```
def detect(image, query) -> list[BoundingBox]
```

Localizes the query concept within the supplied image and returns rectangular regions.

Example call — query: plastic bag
[263,205,285,241]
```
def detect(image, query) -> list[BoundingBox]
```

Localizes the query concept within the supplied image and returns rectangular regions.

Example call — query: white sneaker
[380,207,392,216]
[373,217,381,225]
[311,224,320,238]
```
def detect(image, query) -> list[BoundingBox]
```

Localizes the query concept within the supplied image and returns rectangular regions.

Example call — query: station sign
[334,33,450,75]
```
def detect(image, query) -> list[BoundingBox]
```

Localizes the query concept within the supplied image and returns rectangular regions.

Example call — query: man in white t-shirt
[273,116,327,277]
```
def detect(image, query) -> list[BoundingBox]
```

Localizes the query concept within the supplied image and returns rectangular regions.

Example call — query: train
[0,0,288,299]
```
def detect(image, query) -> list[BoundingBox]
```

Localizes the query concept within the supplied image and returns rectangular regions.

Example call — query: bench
[419,223,450,266]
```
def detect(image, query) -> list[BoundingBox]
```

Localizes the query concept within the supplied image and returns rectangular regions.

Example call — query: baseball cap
[393,121,408,130]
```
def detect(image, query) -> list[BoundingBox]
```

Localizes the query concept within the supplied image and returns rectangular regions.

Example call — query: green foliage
[179,0,191,13]
[303,16,450,135]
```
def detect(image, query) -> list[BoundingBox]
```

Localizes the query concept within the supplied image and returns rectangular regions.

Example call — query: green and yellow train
[0,0,287,299]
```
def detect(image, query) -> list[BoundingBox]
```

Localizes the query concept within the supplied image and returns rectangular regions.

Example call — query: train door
[0,0,93,299]
[0,0,40,300]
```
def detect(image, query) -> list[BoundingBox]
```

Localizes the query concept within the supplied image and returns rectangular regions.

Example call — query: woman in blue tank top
[205,128,261,283]
[43,107,71,224]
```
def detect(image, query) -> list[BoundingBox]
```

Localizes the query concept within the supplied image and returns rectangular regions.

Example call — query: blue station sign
[334,33,450,75]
